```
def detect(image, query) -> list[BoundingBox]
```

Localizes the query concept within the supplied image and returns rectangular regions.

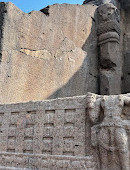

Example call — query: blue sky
[0,0,83,13]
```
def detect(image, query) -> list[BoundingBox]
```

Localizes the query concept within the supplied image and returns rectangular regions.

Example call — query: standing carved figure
[87,93,130,170]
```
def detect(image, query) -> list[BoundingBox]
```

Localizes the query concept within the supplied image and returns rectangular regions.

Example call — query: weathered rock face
[0,95,97,169]
[0,2,98,104]
[120,0,130,9]
[122,9,130,93]
[0,93,129,170]
[83,0,130,95]
[83,0,120,8]
[97,3,122,95]
[0,1,130,170]
[87,92,130,170]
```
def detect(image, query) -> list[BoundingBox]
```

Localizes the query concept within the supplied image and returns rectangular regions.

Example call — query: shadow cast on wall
[47,8,99,100]
[47,9,100,167]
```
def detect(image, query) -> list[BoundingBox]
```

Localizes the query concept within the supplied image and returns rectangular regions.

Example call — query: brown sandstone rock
[0,2,98,104]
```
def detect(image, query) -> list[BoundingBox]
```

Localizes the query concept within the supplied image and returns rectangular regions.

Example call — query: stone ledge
[0,152,96,170]
[0,95,87,112]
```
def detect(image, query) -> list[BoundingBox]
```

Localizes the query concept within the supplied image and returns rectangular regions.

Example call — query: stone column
[97,3,122,95]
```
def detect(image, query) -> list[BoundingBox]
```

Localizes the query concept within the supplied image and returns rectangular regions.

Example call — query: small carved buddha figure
[88,94,130,170]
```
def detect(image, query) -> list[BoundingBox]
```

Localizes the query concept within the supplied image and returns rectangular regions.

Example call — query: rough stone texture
[87,92,130,170]
[0,1,130,170]
[83,0,130,95]
[83,0,120,8]
[0,2,98,104]
[97,3,122,95]
[122,9,130,93]
[0,95,97,169]
[0,153,95,170]
[0,93,129,169]
[123,52,130,93]
[0,96,87,156]
[120,0,130,9]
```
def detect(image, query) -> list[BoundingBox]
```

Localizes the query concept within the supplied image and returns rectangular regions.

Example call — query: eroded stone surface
[0,95,97,169]
[87,92,130,170]
[0,153,95,170]
[0,2,98,104]
[0,96,87,156]
[83,0,130,95]
[122,9,130,94]
[97,2,122,95]
[0,1,130,170]
[0,93,129,169]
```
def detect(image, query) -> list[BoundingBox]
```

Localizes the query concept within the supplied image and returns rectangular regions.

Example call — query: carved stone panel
[87,93,130,170]
[0,96,86,157]
[97,3,122,95]
[0,153,95,170]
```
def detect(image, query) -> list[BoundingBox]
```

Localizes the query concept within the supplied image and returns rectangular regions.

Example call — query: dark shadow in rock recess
[47,8,100,169]
[47,6,99,100]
